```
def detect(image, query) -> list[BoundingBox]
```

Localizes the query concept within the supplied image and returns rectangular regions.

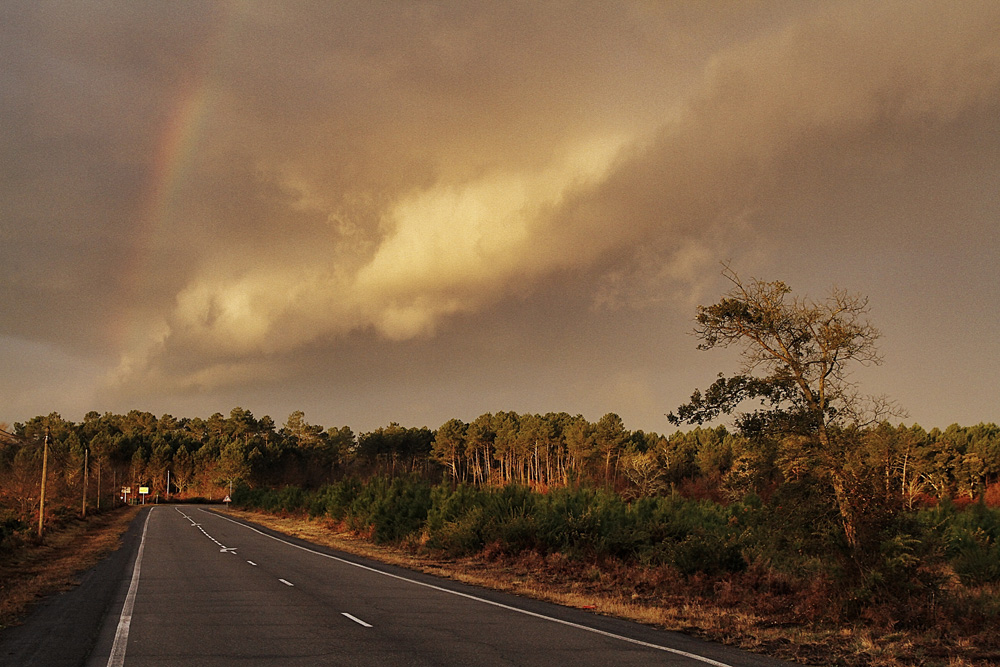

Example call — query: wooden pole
[82,447,88,518]
[38,427,50,538]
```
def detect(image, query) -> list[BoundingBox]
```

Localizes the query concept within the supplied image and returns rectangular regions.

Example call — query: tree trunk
[830,471,859,553]
[818,425,860,554]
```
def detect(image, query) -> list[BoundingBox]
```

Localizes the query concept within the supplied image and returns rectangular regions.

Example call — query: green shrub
[733,482,843,577]
[231,483,264,508]
[307,478,363,519]
[347,476,432,544]
[481,484,538,553]
[430,507,487,556]
[425,484,490,555]
[923,499,1000,585]
[631,494,745,575]
[535,486,631,558]
[273,486,307,513]
[231,484,312,514]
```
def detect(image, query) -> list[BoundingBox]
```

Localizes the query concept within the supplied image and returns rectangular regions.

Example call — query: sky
[2,1,998,435]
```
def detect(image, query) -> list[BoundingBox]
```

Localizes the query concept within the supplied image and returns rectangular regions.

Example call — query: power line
[0,426,26,443]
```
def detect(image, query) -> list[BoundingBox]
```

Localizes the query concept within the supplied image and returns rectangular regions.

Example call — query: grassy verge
[0,506,140,630]
[221,507,999,667]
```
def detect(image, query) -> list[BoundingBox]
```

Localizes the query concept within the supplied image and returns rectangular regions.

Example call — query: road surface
[1,506,792,666]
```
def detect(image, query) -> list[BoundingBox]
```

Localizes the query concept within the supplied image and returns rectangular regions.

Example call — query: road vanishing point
[1,506,792,666]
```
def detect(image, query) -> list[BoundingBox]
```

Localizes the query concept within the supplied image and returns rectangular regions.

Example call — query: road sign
[223,495,231,503]
[139,486,149,495]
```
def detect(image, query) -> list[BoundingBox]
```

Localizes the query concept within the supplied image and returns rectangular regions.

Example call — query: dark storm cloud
[1,1,997,431]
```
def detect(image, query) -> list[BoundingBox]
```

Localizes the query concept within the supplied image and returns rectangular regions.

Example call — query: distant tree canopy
[2,405,996,525]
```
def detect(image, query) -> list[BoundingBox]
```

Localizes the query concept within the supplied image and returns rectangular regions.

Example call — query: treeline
[2,407,997,544]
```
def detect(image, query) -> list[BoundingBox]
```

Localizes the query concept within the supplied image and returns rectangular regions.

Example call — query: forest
[2,408,998,521]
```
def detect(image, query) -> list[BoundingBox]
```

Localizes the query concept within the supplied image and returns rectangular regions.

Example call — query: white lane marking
[176,507,235,553]
[279,578,294,587]
[107,507,155,667]
[247,560,257,566]
[342,612,373,628]
[206,509,735,667]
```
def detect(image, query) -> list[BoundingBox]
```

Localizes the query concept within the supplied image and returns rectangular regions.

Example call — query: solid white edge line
[342,612,373,628]
[107,507,154,667]
[205,509,735,667]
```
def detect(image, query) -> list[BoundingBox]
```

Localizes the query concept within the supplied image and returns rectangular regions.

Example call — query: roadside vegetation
[0,505,138,629]
[2,271,998,664]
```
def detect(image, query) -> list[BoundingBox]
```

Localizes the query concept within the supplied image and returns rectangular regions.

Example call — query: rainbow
[112,5,234,354]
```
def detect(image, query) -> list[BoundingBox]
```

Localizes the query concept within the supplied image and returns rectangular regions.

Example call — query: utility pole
[38,427,50,538]
[82,447,89,518]
[167,469,171,501]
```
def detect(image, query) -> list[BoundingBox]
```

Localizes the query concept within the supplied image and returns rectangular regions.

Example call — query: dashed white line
[176,507,236,553]
[278,578,294,587]
[341,613,373,628]
[208,508,736,667]
[247,560,257,566]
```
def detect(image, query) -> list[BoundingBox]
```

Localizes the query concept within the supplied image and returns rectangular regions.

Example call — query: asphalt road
[2,506,793,666]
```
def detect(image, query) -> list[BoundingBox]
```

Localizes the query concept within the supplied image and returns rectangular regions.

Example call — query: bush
[272,486,307,513]
[734,482,843,578]
[536,486,630,558]
[231,484,312,514]
[479,484,538,553]
[318,478,364,520]
[923,498,1000,585]
[424,484,540,556]
[231,484,264,508]
[348,476,432,544]
[425,484,490,555]
[285,479,368,519]
[631,494,746,575]
[0,513,27,551]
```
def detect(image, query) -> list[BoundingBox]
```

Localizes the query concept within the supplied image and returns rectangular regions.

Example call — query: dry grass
[222,508,1000,667]
[0,506,139,629]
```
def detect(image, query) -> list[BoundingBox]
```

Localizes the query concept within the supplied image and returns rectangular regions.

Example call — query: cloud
[116,132,628,386]
[3,1,998,425]
[104,0,1000,392]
